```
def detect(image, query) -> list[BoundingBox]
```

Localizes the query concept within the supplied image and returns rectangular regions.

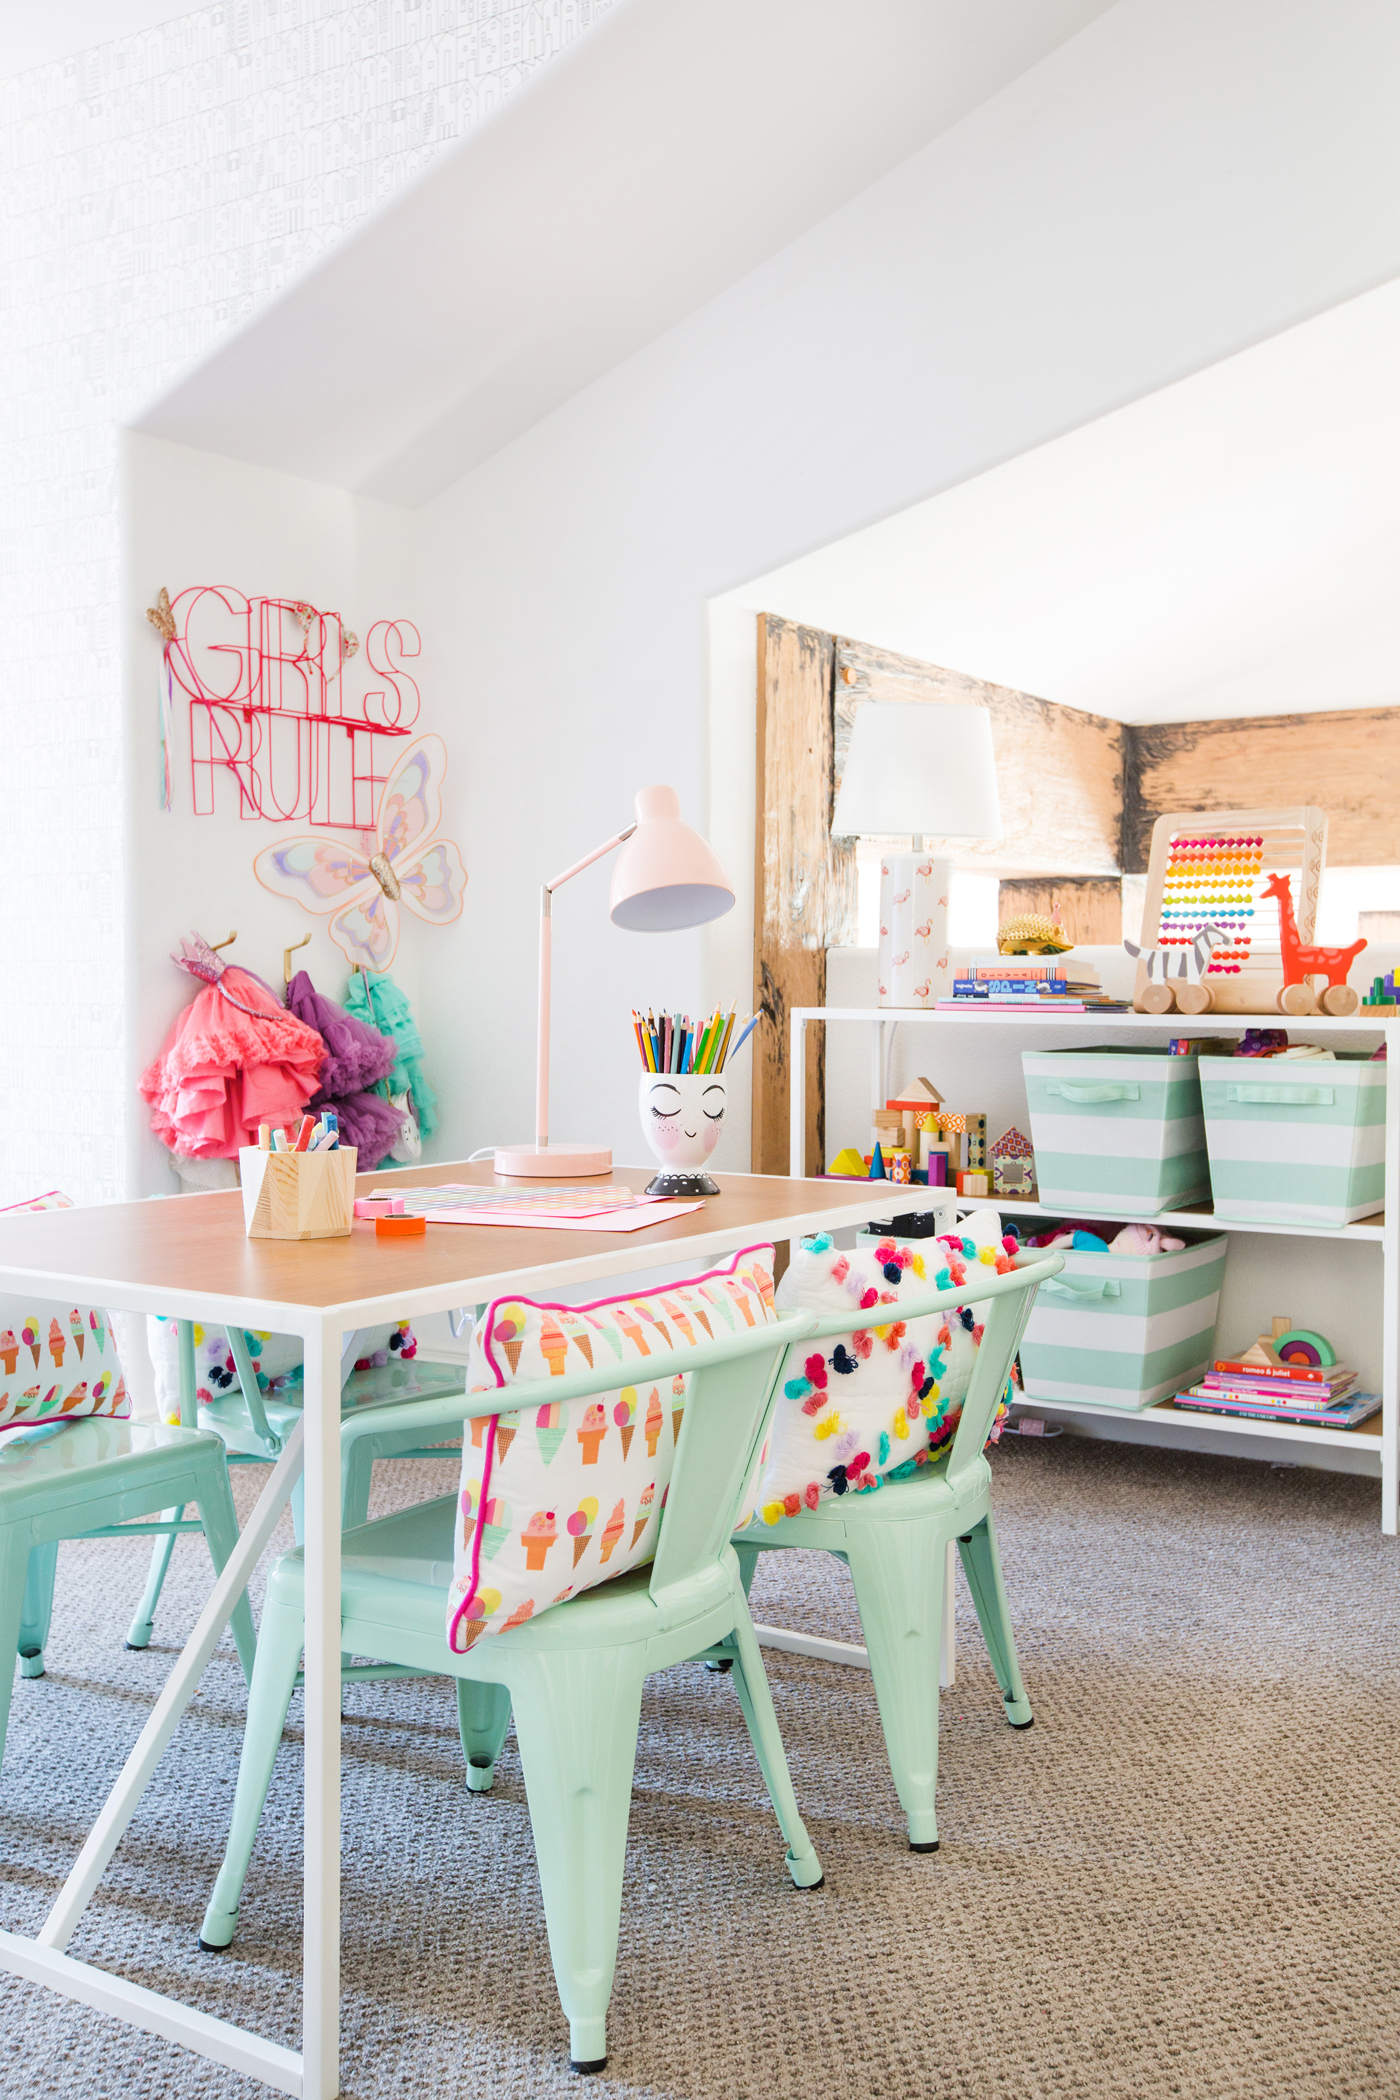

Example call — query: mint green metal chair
[0,1414,256,1779]
[733,1251,1061,1853]
[124,1319,470,1657]
[199,1310,824,2073]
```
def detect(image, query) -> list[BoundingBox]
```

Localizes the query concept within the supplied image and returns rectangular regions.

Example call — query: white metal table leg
[1384,1021,1398,1535]
[790,1011,805,1178]
[302,1315,342,2100]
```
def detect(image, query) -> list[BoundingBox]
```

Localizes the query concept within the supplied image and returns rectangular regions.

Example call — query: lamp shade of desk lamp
[495,786,735,1178]
[832,703,1001,1010]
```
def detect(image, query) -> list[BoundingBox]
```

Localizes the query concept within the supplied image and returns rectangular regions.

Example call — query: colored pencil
[713,1002,737,1070]
[726,1011,760,1063]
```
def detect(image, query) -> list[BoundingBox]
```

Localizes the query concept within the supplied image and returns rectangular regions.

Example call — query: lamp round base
[644,1170,720,1198]
[493,1143,613,1178]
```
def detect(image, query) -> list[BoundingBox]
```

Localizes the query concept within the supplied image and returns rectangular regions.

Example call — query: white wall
[121,433,429,1195]
[410,0,1400,1172]
[1,0,613,1206]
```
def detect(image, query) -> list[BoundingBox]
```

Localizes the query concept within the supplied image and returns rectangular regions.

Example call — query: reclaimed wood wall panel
[997,877,1123,946]
[1122,710,1400,871]
[835,636,1125,879]
[752,614,836,1177]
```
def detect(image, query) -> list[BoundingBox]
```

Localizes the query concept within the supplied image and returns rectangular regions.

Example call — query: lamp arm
[535,822,638,1152]
[544,823,637,897]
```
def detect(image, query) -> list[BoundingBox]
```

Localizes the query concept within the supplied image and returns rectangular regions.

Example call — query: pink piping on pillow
[449,1413,501,1654]
[475,1242,776,1387]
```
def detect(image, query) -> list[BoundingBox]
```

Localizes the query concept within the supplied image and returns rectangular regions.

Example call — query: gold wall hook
[284,931,312,985]
[210,931,238,954]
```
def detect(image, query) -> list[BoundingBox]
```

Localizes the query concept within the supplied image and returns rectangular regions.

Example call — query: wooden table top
[0,1162,904,1328]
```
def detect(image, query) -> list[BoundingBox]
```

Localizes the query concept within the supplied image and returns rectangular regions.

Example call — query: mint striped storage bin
[1200,1054,1385,1227]
[1022,1049,1211,1215]
[1017,1232,1227,1410]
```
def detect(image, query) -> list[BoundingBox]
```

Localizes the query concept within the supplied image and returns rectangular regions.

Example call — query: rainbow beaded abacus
[1161,830,1264,975]
[1134,806,1327,1016]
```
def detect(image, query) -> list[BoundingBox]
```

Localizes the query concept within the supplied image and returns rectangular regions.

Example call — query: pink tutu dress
[140,966,326,1159]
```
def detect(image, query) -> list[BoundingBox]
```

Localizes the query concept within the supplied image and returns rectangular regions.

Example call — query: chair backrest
[646,1314,814,1626]
[445,1245,813,1654]
[799,1253,1063,1499]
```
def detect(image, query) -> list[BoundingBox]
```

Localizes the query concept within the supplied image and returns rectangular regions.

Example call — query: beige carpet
[1,1435,1398,2099]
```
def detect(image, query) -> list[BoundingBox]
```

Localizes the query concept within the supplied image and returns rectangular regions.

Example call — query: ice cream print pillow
[0,1293,127,1429]
[447,1244,778,1653]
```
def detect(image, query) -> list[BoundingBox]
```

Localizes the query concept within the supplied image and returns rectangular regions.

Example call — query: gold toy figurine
[997,914,1073,956]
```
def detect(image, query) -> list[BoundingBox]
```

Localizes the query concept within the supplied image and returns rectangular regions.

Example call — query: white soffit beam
[735,277,1400,724]
[131,0,1113,505]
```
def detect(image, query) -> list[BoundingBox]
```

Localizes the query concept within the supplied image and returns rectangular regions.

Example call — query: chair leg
[199,1582,306,1949]
[957,1511,1033,1727]
[843,1521,946,1851]
[723,1606,823,1888]
[340,1438,376,1532]
[0,1531,33,1782]
[125,1509,184,1651]
[192,1459,258,1686]
[18,1541,59,1679]
[508,1650,645,2073]
[457,1678,512,1793]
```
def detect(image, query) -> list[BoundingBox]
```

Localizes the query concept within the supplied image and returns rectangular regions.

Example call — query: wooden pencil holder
[239,1147,358,1240]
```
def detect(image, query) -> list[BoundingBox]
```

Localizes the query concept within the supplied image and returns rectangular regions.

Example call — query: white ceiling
[735,276,1400,723]
[132,0,1114,505]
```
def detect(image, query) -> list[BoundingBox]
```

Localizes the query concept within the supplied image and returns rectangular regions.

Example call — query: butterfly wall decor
[253,734,465,970]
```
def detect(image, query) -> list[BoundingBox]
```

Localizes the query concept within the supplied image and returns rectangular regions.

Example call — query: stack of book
[1172,1356,1379,1429]
[938,958,1128,1012]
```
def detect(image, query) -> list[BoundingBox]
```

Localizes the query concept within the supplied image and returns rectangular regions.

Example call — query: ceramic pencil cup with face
[638,1073,726,1197]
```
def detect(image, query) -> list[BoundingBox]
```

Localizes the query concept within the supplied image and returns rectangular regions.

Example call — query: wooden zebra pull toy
[1125,922,1228,1014]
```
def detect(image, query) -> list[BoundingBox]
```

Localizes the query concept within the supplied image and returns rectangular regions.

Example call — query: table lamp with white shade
[495,785,734,1177]
[831,702,1002,1010]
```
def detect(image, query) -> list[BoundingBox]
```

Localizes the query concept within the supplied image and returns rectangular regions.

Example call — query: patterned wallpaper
[0,1,612,1205]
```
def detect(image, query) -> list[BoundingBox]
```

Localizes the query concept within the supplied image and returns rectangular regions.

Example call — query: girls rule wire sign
[149,585,423,829]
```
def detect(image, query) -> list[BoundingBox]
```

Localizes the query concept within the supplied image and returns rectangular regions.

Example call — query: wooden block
[957,1169,991,1197]
[887,1078,943,1110]
[993,1158,1034,1197]
[239,1148,358,1240]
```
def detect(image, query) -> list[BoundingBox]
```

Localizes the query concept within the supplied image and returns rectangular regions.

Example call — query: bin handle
[1038,1276,1122,1301]
[1224,1082,1335,1107]
[1046,1080,1140,1105]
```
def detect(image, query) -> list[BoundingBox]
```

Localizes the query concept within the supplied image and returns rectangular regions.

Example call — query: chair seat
[267,1494,673,1658]
[0,1416,220,1492]
[740,1451,988,1542]
[200,1356,466,1457]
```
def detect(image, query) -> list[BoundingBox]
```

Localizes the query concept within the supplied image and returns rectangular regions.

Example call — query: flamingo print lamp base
[878,854,952,1009]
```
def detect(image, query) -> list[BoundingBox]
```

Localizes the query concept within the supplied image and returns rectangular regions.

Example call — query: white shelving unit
[789,1006,1400,1535]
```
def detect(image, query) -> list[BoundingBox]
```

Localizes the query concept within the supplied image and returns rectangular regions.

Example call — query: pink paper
[417,1200,705,1232]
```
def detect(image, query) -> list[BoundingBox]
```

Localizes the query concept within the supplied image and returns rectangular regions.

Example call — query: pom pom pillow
[145,1317,419,1424]
[748,1232,1015,1526]
[447,1244,778,1653]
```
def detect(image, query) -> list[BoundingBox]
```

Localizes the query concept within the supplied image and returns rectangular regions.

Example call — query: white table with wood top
[0,1161,906,2099]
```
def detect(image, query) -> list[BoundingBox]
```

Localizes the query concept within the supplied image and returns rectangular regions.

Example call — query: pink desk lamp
[495,785,734,1178]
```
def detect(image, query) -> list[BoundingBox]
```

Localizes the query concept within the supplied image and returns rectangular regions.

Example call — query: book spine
[954,978,1066,994]
[1212,1358,1328,1383]
[1199,1370,1351,1392]
[1193,1385,1339,1410]
[1174,1393,1377,1427]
